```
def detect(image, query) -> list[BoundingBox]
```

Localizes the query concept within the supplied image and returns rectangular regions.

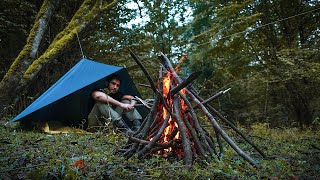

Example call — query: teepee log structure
[116,50,266,168]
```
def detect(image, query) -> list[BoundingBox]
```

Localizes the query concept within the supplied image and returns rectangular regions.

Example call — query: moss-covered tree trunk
[0,0,118,116]
[0,0,60,115]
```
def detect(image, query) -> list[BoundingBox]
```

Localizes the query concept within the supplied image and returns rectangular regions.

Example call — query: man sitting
[88,75,142,132]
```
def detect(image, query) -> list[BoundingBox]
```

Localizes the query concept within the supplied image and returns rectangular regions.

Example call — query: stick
[138,95,160,138]
[173,96,193,166]
[186,88,258,167]
[137,113,170,157]
[179,92,216,155]
[129,136,172,148]
[201,88,231,105]
[138,83,151,88]
[189,87,267,158]
[169,71,201,95]
[129,49,158,93]
[181,110,211,162]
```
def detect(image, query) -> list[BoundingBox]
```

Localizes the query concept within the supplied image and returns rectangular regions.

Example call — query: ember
[116,51,266,167]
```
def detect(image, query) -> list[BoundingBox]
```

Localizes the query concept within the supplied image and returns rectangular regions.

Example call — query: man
[88,75,142,132]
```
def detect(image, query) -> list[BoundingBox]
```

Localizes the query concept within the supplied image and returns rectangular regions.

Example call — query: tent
[6,58,145,127]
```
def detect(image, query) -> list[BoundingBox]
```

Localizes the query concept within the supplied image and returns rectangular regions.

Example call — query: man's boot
[113,119,129,132]
[132,119,141,131]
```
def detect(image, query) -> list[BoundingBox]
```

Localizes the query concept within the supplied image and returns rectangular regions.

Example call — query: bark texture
[0,0,60,114]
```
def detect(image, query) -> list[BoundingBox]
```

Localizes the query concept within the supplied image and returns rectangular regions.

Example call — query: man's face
[107,79,120,93]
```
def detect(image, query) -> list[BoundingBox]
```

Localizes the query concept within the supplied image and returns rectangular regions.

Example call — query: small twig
[138,83,151,88]
[129,136,172,148]
[201,88,231,105]
[133,96,152,109]
[145,165,191,170]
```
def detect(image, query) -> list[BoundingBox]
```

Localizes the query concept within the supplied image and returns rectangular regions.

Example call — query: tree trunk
[0,0,118,116]
[0,0,60,115]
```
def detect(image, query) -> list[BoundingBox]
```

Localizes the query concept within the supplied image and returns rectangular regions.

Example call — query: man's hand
[120,103,134,111]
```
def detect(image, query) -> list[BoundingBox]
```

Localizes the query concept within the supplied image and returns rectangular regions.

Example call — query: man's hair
[106,74,122,84]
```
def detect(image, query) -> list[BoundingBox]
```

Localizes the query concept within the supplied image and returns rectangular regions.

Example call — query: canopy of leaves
[187,0,320,127]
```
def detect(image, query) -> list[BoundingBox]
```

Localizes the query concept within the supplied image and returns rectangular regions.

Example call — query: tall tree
[0,0,118,116]
[0,0,43,79]
[187,0,320,126]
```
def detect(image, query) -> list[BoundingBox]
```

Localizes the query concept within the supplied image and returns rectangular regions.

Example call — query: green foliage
[266,48,320,126]
[187,0,320,127]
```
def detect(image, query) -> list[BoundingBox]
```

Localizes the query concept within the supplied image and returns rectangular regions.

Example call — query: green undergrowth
[0,119,319,179]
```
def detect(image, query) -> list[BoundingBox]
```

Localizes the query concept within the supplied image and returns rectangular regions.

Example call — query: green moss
[2,0,51,81]
[6,0,116,81]
[23,27,79,79]
[53,0,94,42]
[23,0,104,79]
[27,168,48,180]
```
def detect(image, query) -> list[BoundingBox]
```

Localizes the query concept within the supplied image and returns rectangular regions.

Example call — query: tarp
[6,58,143,126]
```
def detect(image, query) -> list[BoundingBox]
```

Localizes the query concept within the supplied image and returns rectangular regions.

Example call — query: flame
[174,55,188,72]
[180,88,187,110]
[156,60,190,155]
[162,73,171,97]
[161,72,180,152]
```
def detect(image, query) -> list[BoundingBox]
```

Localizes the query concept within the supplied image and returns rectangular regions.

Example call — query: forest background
[0,0,319,179]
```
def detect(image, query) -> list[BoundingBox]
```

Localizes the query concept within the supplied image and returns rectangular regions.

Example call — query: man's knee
[121,99,131,104]
[96,102,122,122]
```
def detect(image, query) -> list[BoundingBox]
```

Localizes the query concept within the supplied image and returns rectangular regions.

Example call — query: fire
[174,55,188,72]
[161,72,179,147]
[162,73,171,97]
[153,55,190,155]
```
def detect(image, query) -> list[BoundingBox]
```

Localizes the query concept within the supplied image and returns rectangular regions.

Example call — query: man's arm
[92,91,132,110]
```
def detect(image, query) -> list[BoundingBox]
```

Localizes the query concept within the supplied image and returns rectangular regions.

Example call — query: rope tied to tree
[76,32,85,58]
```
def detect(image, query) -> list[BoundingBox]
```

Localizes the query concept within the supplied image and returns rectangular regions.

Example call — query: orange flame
[156,60,189,154]
[161,72,180,152]
[174,55,188,72]
[180,88,187,110]
[162,73,171,97]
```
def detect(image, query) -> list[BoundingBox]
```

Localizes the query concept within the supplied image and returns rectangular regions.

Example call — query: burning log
[170,71,200,95]
[117,50,264,168]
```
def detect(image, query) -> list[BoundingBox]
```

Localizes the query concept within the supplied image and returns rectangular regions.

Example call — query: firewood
[117,50,264,169]
[129,49,158,93]
[169,71,200,95]
[179,92,216,155]
[158,52,259,167]
[137,114,170,158]
[190,87,266,158]
[173,96,193,165]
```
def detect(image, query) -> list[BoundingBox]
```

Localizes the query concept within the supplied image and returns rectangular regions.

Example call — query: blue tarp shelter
[6,58,144,126]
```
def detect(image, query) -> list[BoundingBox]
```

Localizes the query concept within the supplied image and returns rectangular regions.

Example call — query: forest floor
[0,117,319,179]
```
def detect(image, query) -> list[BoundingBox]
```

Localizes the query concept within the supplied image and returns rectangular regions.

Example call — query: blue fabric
[6,58,142,125]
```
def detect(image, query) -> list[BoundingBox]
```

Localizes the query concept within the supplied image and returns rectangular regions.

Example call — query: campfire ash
[115,51,266,168]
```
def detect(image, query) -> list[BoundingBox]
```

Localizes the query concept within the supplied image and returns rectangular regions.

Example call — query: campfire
[116,51,266,167]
